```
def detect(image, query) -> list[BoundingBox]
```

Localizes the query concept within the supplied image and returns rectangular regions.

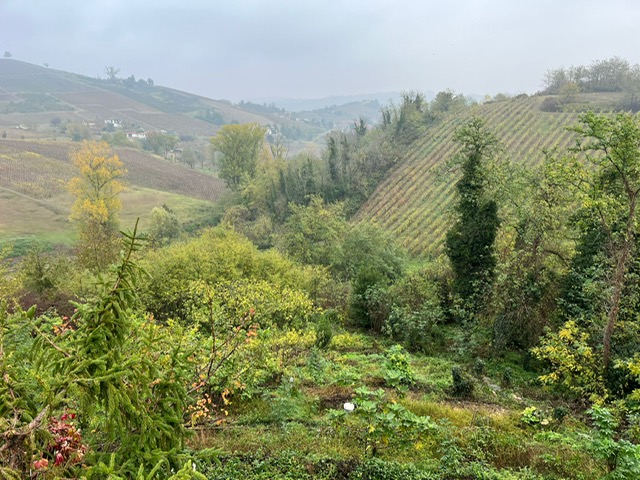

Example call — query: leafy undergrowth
[188,330,604,480]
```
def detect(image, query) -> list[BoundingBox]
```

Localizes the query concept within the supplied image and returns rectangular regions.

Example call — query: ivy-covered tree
[445,118,500,315]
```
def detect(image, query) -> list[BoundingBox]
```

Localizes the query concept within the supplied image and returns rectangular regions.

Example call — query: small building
[105,118,123,128]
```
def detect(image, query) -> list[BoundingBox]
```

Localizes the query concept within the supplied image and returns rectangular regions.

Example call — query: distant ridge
[250,92,408,112]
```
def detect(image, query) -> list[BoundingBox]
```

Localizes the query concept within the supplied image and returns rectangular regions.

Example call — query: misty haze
[2,1,640,479]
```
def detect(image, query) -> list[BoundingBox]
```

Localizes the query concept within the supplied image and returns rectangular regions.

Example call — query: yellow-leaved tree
[67,141,127,270]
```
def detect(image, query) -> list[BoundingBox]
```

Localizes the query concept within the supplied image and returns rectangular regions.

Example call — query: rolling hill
[0,59,326,141]
[355,92,624,257]
[0,59,321,247]
[0,138,225,246]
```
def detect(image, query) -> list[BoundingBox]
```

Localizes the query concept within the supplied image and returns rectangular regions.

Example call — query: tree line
[542,56,640,110]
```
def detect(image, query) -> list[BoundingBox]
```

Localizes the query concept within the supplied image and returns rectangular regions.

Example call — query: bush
[450,366,475,398]
[350,458,435,480]
[330,386,436,457]
[148,205,181,246]
[349,268,390,332]
[383,345,415,390]
[473,358,487,377]
[582,405,640,478]
[540,97,560,112]
[314,310,336,350]
[194,278,316,329]
[501,367,513,387]
[140,227,326,322]
[383,266,445,353]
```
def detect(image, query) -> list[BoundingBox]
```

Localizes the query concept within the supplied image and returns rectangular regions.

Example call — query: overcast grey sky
[1,0,639,102]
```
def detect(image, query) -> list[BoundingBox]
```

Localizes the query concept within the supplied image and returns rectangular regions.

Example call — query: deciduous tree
[210,123,266,189]
[144,131,178,160]
[568,112,640,371]
[67,141,126,270]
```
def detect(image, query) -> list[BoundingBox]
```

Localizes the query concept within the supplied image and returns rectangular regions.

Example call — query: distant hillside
[253,92,406,112]
[0,139,224,201]
[355,92,624,257]
[0,59,321,141]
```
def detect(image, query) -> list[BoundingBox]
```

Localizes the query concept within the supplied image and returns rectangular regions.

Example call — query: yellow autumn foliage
[532,320,606,402]
[67,140,126,224]
[67,141,127,269]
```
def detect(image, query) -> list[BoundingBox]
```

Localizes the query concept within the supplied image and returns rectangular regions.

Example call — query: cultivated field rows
[357,96,582,257]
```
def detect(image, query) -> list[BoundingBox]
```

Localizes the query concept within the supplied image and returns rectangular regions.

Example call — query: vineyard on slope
[355,95,585,257]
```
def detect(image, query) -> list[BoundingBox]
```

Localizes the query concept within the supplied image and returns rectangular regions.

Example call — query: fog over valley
[2,0,639,103]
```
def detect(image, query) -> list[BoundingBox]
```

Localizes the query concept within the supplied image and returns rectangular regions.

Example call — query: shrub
[314,310,336,350]
[540,97,560,112]
[384,266,445,353]
[194,278,316,329]
[450,366,475,398]
[350,458,435,480]
[330,332,371,352]
[582,405,640,478]
[383,345,415,390]
[140,227,326,322]
[473,358,487,376]
[501,367,513,387]
[349,268,390,331]
[148,205,181,246]
[330,386,436,457]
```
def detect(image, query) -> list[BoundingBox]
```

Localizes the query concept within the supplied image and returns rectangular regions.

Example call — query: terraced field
[356,94,589,257]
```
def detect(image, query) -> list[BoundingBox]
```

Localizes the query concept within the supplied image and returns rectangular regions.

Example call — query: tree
[104,65,120,81]
[3,51,11,58]
[66,123,92,142]
[210,123,266,189]
[445,118,501,315]
[67,141,127,270]
[148,205,181,246]
[567,112,640,371]
[489,157,575,350]
[180,147,196,168]
[534,112,640,401]
[276,196,347,267]
[144,132,178,160]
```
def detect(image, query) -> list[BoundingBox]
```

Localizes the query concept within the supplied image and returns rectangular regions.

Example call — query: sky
[1,0,639,102]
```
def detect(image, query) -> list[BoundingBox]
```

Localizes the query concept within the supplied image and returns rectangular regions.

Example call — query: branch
[30,323,71,358]
[0,405,49,451]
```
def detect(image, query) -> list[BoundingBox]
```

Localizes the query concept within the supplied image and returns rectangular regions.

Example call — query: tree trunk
[603,195,637,371]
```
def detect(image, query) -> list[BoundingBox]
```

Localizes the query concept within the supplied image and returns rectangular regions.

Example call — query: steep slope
[356,94,605,257]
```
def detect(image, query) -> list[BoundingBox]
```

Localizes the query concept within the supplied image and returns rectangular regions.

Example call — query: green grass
[0,186,214,247]
[181,324,606,480]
